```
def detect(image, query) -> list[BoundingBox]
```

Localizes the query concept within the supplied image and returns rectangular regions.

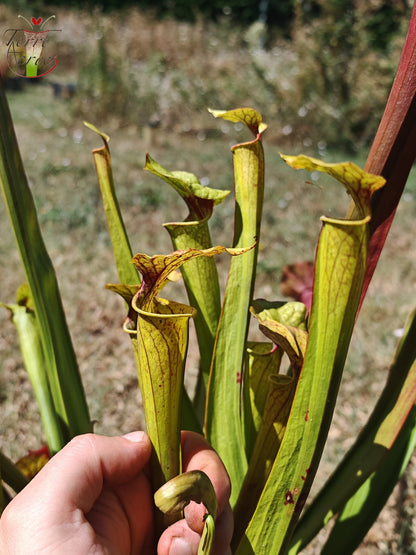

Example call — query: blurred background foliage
[3,0,406,37]
[1,0,412,152]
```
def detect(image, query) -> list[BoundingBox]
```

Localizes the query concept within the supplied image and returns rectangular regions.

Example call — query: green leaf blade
[236,155,383,553]
[205,109,266,507]
[86,122,138,285]
[1,298,64,454]
[322,403,416,554]
[242,342,283,459]
[289,307,416,553]
[0,86,91,441]
[237,216,368,554]
[122,247,249,496]
[145,156,229,399]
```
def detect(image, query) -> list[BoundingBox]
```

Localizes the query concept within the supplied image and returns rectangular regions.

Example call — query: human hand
[158,431,233,555]
[0,431,232,554]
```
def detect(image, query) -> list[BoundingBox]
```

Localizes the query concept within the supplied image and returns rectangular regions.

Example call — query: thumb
[19,432,152,513]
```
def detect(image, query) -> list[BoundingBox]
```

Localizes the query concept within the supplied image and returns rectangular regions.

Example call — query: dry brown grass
[1,4,416,552]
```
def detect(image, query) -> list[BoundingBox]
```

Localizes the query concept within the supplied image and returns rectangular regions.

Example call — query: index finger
[181,431,231,519]
[157,431,233,554]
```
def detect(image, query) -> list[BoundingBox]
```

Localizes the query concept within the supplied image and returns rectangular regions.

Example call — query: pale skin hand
[0,431,233,554]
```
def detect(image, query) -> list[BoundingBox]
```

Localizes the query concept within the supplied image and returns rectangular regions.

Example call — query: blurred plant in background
[0,0,405,152]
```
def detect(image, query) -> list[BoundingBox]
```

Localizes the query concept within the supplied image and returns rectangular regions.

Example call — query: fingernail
[122,431,146,443]
[169,537,194,555]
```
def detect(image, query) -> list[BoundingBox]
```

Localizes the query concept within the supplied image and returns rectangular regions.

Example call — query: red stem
[360,4,416,306]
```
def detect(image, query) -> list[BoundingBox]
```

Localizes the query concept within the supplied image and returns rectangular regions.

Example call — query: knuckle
[67,433,98,453]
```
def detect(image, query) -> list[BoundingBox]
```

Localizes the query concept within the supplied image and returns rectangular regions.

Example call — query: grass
[1,4,416,552]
